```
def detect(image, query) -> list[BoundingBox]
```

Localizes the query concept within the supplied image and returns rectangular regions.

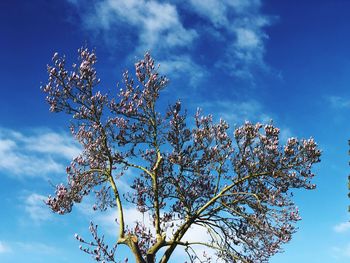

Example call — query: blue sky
[0,0,350,262]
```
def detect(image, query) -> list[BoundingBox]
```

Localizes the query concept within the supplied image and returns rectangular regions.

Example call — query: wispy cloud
[199,99,271,124]
[0,127,80,179]
[76,0,197,52]
[334,221,350,233]
[188,0,274,79]
[24,193,53,223]
[222,15,272,79]
[66,0,275,85]
[158,55,208,88]
[22,132,81,159]
[0,241,11,254]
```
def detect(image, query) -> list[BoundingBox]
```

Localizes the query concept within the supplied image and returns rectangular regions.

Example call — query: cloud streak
[77,0,197,52]
[67,0,274,84]
[334,221,350,233]
[24,193,53,223]
[199,99,271,124]
[0,127,80,179]
[188,0,273,79]
[0,241,11,254]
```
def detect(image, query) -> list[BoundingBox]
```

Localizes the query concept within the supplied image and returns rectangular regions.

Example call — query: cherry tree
[42,47,321,263]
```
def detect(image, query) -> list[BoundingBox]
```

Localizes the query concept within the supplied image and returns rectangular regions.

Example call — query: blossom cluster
[75,222,119,263]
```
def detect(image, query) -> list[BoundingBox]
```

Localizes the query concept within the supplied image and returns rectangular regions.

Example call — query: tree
[42,47,321,263]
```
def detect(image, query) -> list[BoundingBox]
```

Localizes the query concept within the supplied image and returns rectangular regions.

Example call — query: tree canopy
[42,47,321,263]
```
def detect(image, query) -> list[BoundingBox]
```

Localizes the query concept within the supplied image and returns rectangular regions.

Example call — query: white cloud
[69,0,205,87]
[66,0,274,85]
[23,132,80,159]
[0,127,80,178]
[188,0,229,27]
[81,0,197,52]
[0,138,63,177]
[159,55,207,88]
[227,0,261,13]
[235,28,261,49]
[24,193,53,223]
[334,221,350,233]
[200,99,271,125]
[188,0,273,79]
[0,241,11,254]
[188,0,261,27]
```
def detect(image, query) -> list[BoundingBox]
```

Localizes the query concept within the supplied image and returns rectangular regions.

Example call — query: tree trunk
[146,253,155,263]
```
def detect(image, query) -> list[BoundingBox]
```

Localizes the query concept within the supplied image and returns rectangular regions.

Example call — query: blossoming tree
[42,48,321,263]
